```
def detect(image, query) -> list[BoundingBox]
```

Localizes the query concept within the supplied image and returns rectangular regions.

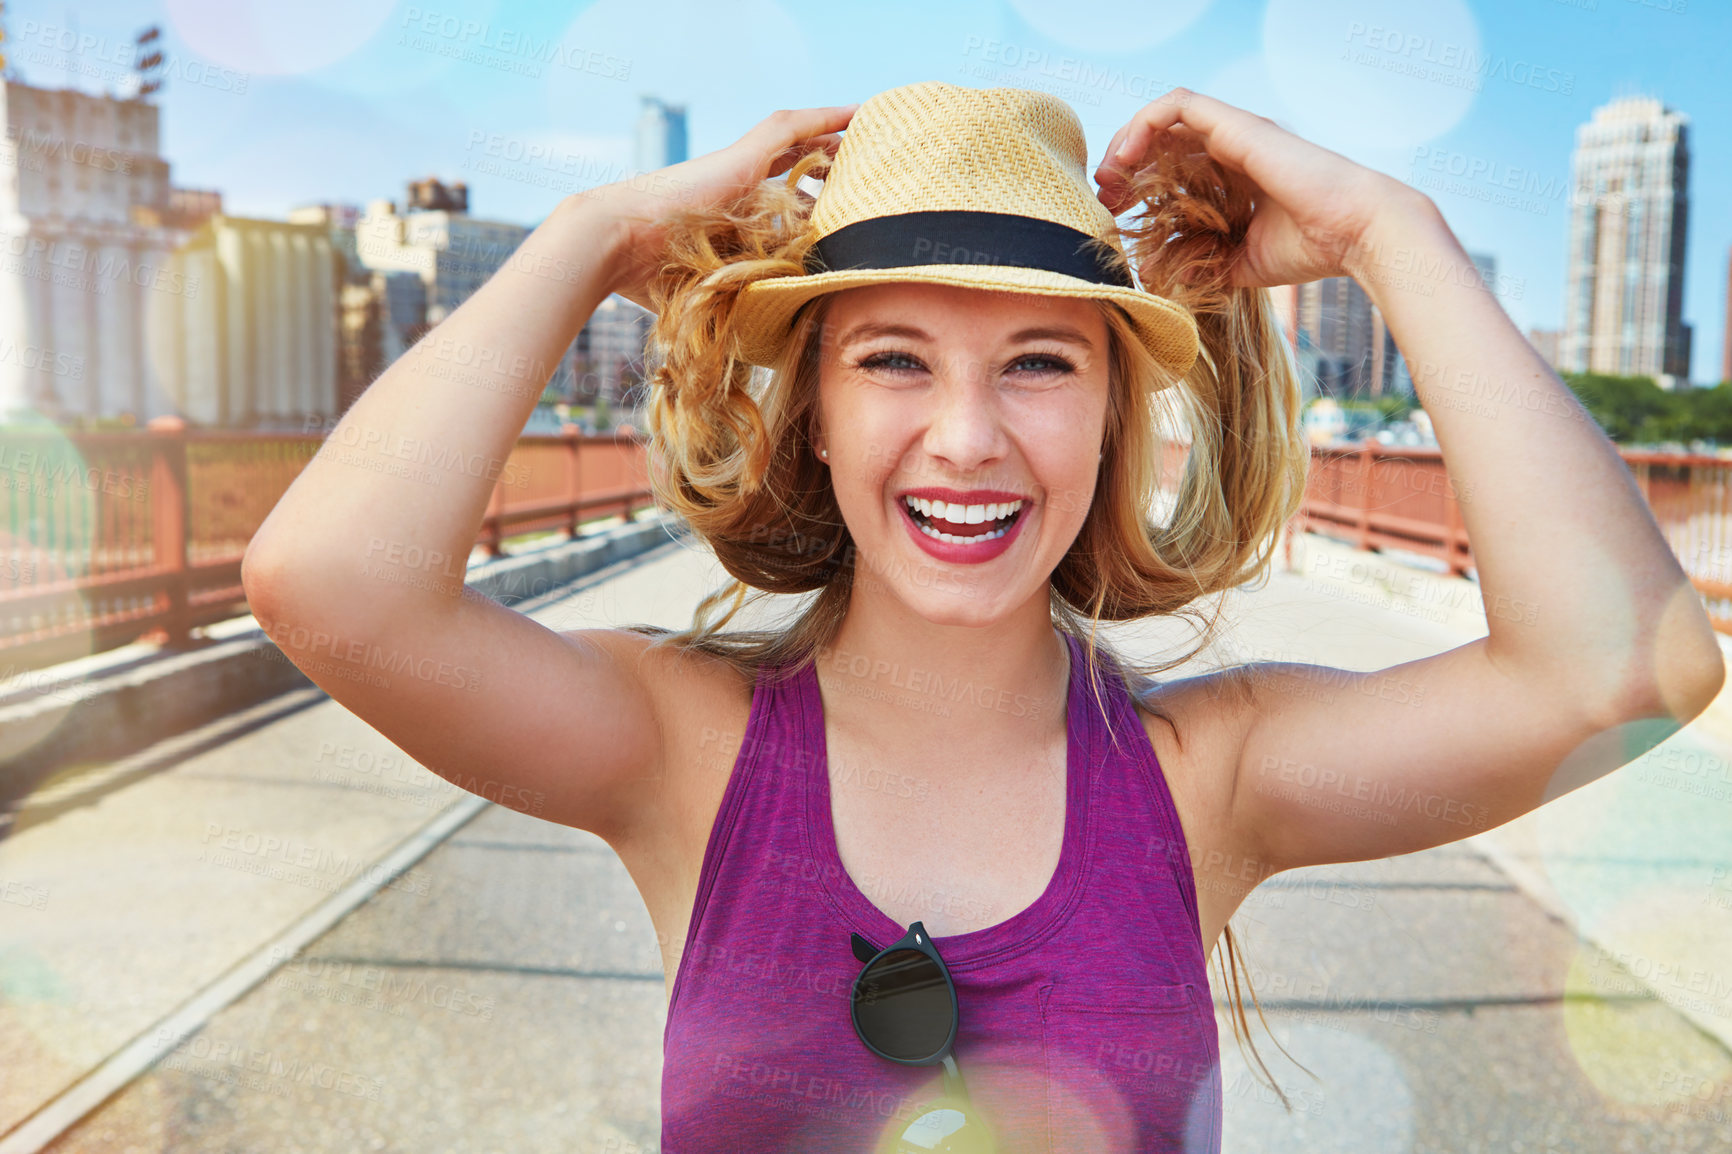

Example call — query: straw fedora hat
[732,80,1200,377]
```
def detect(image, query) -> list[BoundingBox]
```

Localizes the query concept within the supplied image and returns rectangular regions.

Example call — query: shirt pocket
[1038,981,1221,1154]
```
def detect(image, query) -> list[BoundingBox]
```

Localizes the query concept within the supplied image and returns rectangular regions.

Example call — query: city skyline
[6,0,1728,384]
[0,71,652,426]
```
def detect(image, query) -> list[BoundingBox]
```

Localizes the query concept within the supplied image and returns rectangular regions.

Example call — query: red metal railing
[4,428,1728,672]
[1290,442,1472,577]
[1288,441,1732,634]
[0,423,653,670]
[1616,449,1732,634]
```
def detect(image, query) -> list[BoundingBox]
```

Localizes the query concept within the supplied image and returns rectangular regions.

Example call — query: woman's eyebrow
[835,322,1095,349]
[837,321,930,349]
[1007,325,1094,348]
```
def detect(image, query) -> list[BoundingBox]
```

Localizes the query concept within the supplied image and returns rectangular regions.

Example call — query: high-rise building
[0,79,191,422]
[1386,338,1414,398]
[356,181,530,326]
[1296,276,1376,398]
[1293,250,1499,402]
[376,271,428,363]
[1467,251,1497,299]
[635,96,688,172]
[1561,95,1691,387]
[336,279,382,414]
[1527,328,1563,370]
[1267,283,1299,353]
[1722,246,1731,384]
[153,213,338,429]
[580,294,653,409]
[1369,312,1414,400]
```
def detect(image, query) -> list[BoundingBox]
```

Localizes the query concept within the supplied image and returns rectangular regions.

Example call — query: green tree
[1561,372,1671,442]
[1336,394,1413,424]
[1682,381,1732,443]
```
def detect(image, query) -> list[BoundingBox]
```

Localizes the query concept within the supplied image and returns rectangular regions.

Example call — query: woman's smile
[892,487,1034,564]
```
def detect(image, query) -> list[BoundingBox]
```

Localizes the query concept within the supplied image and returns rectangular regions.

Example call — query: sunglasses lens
[854,948,953,1062]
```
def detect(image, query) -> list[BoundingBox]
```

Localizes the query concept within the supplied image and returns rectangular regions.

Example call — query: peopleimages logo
[0,232,199,298]
[4,129,134,175]
[957,36,1183,107]
[0,338,82,380]
[398,8,632,80]
[1342,22,1575,94]
[1406,146,1582,219]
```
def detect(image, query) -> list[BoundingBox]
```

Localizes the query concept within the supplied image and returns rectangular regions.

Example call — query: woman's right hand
[580,103,858,310]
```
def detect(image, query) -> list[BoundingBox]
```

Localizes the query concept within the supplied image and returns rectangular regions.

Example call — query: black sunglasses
[850,922,1001,1152]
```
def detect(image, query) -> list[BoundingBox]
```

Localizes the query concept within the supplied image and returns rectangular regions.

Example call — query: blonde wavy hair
[626,137,1317,1107]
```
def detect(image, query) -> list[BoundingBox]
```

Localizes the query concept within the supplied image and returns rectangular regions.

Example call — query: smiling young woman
[621,87,1310,1149]
[243,80,1724,1154]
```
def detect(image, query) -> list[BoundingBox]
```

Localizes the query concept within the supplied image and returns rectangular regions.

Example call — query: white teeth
[901,496,1026,525]
[918,522,1010,544]
[900,495,1029,545]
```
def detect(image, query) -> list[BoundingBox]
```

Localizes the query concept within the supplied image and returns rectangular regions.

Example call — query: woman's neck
[815,587,1072,756]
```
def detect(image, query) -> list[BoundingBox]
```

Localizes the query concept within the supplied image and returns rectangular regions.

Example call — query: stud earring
[819,448,829,460]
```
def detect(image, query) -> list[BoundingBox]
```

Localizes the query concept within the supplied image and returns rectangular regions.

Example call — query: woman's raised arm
[240,105,856,843]
[1097,90,1724,876]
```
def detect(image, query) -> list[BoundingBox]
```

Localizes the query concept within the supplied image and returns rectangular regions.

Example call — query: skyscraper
[635,96,689,172]
[1561,95,1691,387]
[582,294,653,409]
[1722,246,1730,385]
[0,78,183,421]
[355,180,529,327]
[1296,276,1375,398]
[1467,252,1497,298]
[1295,256,1499,402]
[1527,328,1563,371]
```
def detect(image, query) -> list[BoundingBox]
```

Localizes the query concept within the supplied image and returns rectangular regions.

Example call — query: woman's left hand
[1093,89,1435,288]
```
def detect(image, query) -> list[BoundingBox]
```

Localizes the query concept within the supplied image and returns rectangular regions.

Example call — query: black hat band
[803,210,1134,289]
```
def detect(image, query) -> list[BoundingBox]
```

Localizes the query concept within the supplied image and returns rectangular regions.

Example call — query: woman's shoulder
[1124,667,1257,865]
[598,623,761,719]
[553,625,761,772]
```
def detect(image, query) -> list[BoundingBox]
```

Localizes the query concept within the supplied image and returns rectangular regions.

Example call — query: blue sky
[15,0,1730,381]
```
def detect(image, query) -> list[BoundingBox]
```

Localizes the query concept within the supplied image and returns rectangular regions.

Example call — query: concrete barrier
[0,512,690,816]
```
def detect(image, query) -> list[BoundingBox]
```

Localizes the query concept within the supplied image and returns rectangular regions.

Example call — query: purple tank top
[661,630,1222,1152]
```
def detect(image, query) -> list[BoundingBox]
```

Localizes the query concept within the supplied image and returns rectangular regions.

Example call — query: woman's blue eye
[858,351,924,371]
[1012,354,1075,374]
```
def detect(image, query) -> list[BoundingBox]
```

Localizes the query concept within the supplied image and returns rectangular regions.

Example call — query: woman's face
[814,281,1111,626]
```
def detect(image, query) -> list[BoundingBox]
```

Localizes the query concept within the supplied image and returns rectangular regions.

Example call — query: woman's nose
[921,356,1007,469]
